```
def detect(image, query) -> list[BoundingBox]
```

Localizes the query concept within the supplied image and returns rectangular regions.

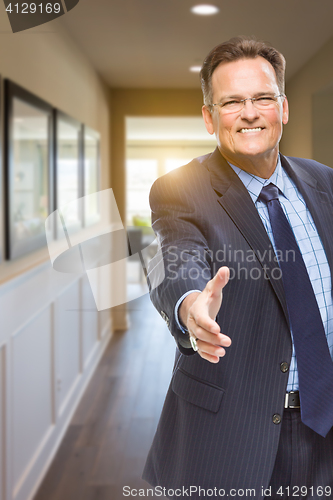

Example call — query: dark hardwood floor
[33,292,175,500]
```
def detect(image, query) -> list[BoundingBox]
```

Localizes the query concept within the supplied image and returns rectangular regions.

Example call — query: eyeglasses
[210,94,285,114]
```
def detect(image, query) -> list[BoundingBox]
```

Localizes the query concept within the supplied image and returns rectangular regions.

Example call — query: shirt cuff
[174,290,202,334]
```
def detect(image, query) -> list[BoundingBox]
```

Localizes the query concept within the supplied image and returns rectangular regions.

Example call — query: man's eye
[222,100,240,107]
[256,96,275,103]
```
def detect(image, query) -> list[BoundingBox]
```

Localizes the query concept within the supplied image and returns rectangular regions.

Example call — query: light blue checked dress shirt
[230,156,333,391]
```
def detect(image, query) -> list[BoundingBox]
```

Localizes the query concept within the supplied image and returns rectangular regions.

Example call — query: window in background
[126,159,158,227]
[164,158,191,173]
[125,117,215,287]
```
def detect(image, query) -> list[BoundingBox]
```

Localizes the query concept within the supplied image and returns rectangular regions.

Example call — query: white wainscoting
[81,275,99,370]
[0,344,5,500]
[0,261,112,500]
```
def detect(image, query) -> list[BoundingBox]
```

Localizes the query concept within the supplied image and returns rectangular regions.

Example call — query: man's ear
[282,96,289,125]
[202,105,215,135]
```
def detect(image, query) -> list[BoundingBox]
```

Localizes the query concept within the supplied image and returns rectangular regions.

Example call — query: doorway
[125,116,215,298]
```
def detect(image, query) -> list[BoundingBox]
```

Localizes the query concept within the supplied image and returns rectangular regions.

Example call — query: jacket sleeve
[147,165,212,355]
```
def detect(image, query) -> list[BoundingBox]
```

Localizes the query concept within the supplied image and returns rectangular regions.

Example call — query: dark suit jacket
[143,148,333,498]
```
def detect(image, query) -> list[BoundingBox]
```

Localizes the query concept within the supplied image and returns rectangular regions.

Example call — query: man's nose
[240,99,260,120]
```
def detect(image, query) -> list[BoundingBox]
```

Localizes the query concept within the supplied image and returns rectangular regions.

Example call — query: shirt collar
[229,155,287,204]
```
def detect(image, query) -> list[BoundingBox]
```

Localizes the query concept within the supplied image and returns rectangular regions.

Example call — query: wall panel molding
[0,262,112,500]
[0,344,6,500]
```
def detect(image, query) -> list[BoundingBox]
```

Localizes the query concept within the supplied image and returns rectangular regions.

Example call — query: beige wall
[281,34,333,160]
[110,88,203,223]
[0,21,110,189]
[0,19,111,280]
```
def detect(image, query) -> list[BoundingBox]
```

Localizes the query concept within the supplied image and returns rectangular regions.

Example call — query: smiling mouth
[239,127,263,134]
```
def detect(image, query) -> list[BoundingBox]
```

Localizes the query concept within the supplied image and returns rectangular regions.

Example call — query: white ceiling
[58,0,333,89]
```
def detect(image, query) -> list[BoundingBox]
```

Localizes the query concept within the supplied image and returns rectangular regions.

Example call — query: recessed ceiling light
[191,4,219,15]
[189,66,202,73]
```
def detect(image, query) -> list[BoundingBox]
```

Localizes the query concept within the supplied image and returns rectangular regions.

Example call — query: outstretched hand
[179,266,232,363]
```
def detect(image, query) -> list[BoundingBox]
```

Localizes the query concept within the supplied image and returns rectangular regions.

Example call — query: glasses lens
[254,96,279,109]
[221,100,243,113]
[218,95,280,113]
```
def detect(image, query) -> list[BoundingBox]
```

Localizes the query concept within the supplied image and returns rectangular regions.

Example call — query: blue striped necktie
[259,183,333,437]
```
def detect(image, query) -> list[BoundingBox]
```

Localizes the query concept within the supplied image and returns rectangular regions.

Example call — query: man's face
[202,57,289,176]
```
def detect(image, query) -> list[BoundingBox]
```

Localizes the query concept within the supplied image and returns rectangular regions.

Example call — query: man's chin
[235,143,268,157]
[235,144,278,161]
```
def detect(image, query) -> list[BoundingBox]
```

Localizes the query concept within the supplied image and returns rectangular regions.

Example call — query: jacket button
[272,414,282,425]
[280,362,289,373]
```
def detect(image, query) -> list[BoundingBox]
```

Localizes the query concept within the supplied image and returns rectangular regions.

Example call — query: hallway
[32,293,175,500]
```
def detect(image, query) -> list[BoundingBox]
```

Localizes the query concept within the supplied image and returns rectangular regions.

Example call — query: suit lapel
[206,148,289,323]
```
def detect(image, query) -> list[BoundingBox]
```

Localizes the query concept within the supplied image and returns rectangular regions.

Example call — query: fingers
[193,337,231,363]
[197,350,221,364]
[188,318,231,347]
[186,266,231,363]
[189,333,230,363]
[188,318,232,363]
[189,311,220,335]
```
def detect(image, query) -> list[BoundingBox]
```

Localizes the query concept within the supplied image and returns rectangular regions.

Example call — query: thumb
[209,266,230,297]
[205,266,229,321]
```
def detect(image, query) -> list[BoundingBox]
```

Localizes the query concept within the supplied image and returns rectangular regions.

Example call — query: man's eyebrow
[252,91,276,97]
[217,94,243,101]
[217,91,277,101]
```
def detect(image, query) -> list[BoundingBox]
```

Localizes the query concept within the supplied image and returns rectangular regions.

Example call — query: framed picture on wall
[83,125,100,226]
[55,110,83,237]
[4,80,54,260]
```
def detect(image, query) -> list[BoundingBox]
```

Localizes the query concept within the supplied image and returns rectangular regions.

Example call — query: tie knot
[259,183,279,204]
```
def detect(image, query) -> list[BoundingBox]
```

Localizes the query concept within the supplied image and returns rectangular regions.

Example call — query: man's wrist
[179,292,201,330]
[174,290,201,333]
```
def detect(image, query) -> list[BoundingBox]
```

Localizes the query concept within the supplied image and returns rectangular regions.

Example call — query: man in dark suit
[143,37,333,499]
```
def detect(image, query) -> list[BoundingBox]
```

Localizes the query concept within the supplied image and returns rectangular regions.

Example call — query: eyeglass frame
[209,94,286,113]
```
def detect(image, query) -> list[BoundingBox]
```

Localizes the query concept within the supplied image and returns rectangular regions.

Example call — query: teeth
[240,127,262,133]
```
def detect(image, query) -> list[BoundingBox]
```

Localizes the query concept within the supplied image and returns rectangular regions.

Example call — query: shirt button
[272,414,282,425]
[280,362,289,373]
